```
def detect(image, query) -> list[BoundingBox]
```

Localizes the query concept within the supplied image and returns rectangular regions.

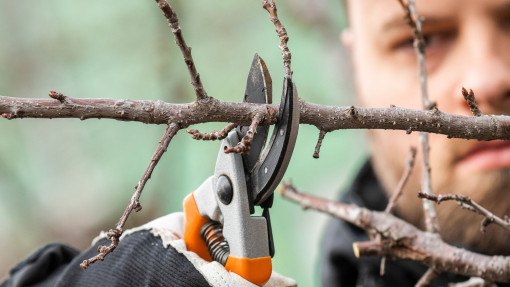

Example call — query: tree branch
[225,111,264,154]
[416,268,438,287]
[3,95,510,141]
[279,182,510,283]
[187,123,236,140]
[398,0,440,234]
[80,123,180,269]
[418,192,510,233]
[154,0,208,102]
[381,146,416,275]
[313,130,327,159]
[385,146,417,213]
[262,0,292,77]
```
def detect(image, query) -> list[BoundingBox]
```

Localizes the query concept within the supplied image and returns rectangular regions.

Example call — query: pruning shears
[183,54,299,286]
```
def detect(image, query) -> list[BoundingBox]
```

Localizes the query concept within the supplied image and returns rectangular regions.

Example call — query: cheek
[353,49,423,109]
[426,50,464,114]
[368,129,420,184]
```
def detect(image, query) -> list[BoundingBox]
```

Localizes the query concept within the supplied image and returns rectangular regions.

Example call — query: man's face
[345,0,510,253]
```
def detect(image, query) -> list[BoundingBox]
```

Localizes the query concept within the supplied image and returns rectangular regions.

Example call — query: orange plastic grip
[183,192,212,262]
[184,192,272,286]
[225,255,272,286]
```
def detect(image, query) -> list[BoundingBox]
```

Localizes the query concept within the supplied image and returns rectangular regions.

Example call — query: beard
[370,132,510,256]
[434,168,510,255]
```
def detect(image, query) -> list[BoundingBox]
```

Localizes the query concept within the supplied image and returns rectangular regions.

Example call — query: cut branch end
[352,242,360,258]
[313,130,327,158]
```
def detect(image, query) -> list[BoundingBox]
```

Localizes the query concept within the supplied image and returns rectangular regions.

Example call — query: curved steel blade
[251,76,299,205]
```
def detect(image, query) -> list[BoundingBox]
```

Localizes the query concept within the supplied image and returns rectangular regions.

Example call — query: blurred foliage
[0,0,366,285]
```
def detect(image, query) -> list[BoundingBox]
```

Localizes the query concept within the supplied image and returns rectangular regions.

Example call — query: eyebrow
[490,1,510,19]
[379,15,456,34]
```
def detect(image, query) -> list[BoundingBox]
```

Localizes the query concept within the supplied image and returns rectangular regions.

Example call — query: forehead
[347,0,510,30]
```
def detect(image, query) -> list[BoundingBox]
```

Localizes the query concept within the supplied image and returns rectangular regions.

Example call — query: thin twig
[313,130,327,158]
[187,123,236,140]
[462,87,483,117]
[415,268,438,287]
[385,146,417,213]
[279,182,510,283]
[418,192,510,233]
[381,146,419,278]
[80,229,121,269]
[225,112,264,154]
[262,0,292,77]
[154,0,209,102]
[80,123,180,269]
[398,0,440,233]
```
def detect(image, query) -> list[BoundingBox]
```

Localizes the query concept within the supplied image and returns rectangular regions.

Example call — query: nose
[458,22,510,115]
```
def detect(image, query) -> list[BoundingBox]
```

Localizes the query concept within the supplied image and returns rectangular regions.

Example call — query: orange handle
[183,192,212,261]
[183,192,272,286]
[225,255,272,286]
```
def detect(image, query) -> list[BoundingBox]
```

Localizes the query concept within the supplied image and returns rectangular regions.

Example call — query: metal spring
[200,221,230,266]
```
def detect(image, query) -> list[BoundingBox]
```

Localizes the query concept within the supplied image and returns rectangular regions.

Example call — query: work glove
[1,212,297,287]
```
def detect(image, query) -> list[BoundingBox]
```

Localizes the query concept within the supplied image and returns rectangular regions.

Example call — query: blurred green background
[0,1,367,285]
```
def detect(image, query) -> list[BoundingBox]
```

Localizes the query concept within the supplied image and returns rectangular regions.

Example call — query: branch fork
[81,123,180,269]
[418,192,510,233]
[225,111,265,154]
[279,182,510,283]
[154,0,209,102]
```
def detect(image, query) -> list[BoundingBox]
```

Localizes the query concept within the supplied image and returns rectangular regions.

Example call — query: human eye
[391,30,456,56]
[422,30,456,55]
[388,28,456,72]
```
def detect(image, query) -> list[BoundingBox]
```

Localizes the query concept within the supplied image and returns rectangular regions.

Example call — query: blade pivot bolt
[216,175,233,205]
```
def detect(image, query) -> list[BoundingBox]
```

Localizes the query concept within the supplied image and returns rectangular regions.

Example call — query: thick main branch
[2,96,510,141]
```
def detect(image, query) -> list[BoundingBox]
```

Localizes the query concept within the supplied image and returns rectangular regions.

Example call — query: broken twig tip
[461,87,482,116]
[313,130,327,159]
[49,91,66,103]
[80,261,89,270]
[277,185,285,195]
[278,179,293,195]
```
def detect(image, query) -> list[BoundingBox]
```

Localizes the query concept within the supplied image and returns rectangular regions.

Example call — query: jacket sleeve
[1,230,211,287]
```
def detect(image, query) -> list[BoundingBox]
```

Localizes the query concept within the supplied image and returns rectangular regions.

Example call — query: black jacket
[0,231,210,287]
[321,160,509,287]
